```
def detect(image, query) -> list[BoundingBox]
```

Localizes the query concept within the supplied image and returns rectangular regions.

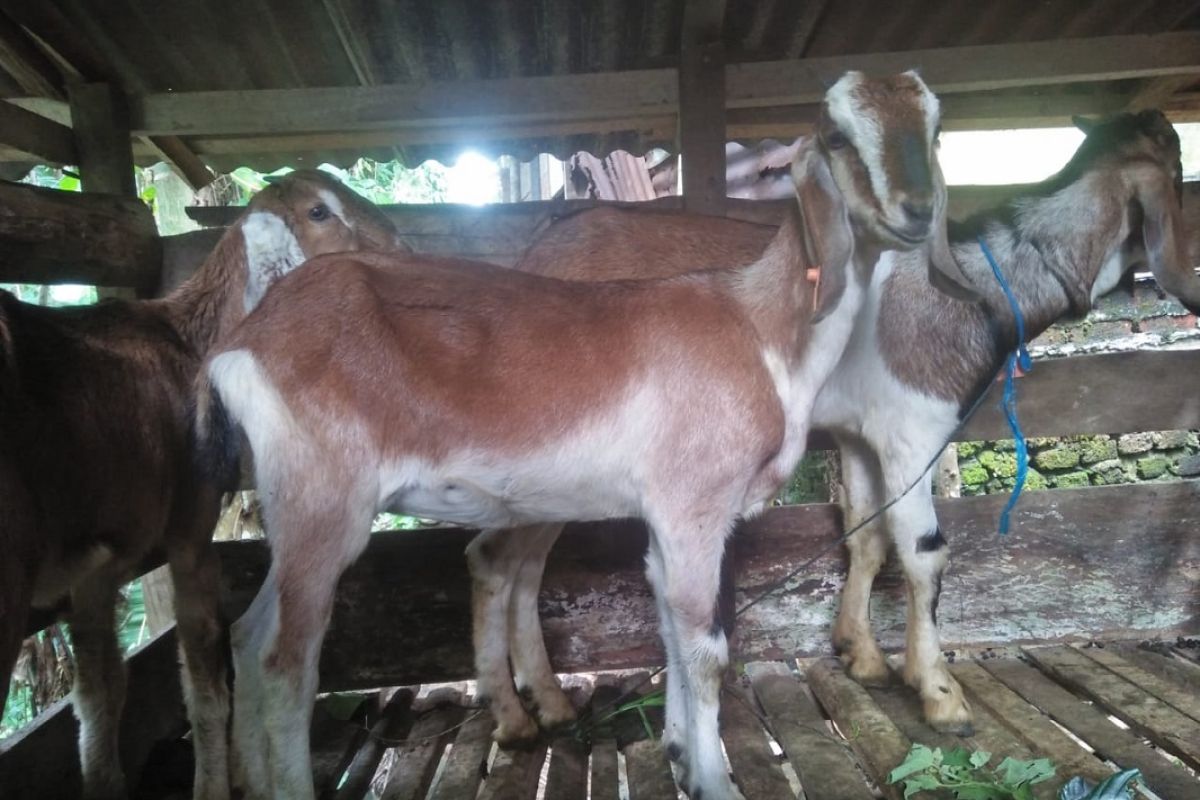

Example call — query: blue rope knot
[978,236,1032,535]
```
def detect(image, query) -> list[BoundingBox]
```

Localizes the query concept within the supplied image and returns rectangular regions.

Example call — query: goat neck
[157,227,251,356]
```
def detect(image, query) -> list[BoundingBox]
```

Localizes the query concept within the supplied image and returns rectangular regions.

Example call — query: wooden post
[69,82,143,300]
[678,2,727,214]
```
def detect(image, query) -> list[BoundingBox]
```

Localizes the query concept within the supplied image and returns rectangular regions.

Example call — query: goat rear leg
[465,528,538,747]
[887,475,973,737]
[70,573,127,800]
[168,507,231,800]
[506,523,576,731]
[831,437,892,687]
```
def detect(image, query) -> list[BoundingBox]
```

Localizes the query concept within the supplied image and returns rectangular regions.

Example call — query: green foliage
[575,688,665,743]
[888,744,1055,800]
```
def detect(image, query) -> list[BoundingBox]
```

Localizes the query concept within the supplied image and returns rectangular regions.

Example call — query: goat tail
[192,364,244,494]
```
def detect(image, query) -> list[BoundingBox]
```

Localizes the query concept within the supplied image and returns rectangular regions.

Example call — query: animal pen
[2,2,1200,799]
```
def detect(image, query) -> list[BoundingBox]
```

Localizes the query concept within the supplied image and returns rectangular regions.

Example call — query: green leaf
[943,748,973,768]
[58,175,80,191]
[889,744,939,783]
[997,756,1055,787]
[970,750,993,769]
[903,773,941,798]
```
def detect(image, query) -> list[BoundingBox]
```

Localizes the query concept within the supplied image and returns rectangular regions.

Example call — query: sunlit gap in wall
[939,122,1200,185]
[446,150,502,205]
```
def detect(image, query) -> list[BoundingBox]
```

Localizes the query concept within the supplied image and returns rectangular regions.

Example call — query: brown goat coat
[0,170,402,800]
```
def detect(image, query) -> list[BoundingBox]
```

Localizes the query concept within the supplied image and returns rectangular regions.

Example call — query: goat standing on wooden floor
[196,70,973,800]
[481,109,1200,742]
[0,171,403,800]
[817,109,1200,735]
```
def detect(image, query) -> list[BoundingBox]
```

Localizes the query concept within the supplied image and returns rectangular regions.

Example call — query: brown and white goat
[197,71,970,800]
[473,110,1200,742]
[816,109,1200,735]
[0,170,402,800]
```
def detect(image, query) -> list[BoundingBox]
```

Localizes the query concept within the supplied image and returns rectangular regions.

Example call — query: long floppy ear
[1140,173,1200,315]
[791,145,853,322]
[926,160,981,302]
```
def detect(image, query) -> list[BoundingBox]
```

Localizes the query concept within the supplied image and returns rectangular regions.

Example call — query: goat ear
[1139,174,1200,315]
[792,146,853,322]
[926,162,981,302]
[1072,115,1097,135]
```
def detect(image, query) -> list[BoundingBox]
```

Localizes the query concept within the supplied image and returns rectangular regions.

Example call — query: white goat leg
[230,571,279,800]
[831,435,892,685]
[506,523,576,729]
[465,528,539,745]
[882,460,972,736]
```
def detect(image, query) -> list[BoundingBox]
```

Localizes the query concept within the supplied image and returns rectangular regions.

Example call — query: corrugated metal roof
[3,0,1199,170]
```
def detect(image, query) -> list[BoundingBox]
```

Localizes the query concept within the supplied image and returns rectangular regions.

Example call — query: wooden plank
[590,739,620,800]
[542,683,592,800]
[623,739,678,800]
[69,82,135,197]
[311,692,374,794]
[0,179,160,288]
[334,688,416,800]
[1074,646,1200,726]
[982,658,1200,800]
[543,737,588,800]
[951,661,1111,787]
[746,662,873,800]
[960,350,1200,441]
[0,99,75,164]
[142,134,215,190]
[378,689,467,800]
[0,10,63,99]
[127,33,1200,138]
[719,686,794,800]
[1023,646,1200,771]
[478,744,547,800]
[1111,644,1200,694]
[805,658,911,800]
[213,480,1200,690]
[426,704,494,800]
[0,629,186,800]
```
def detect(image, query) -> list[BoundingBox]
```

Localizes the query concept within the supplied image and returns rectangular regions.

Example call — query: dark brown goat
[0,170,403,800]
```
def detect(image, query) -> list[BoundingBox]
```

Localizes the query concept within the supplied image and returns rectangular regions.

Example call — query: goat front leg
[883,465,973,737]
[505,522,576,730]
[252,490,374,800]
[70,572,127,800]
[831,435,892,686]
[465,528,539,747]
[167,497,231,800]
[647,512,736,800]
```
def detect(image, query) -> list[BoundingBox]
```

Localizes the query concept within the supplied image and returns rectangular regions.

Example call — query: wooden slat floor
[145,641,1200,799]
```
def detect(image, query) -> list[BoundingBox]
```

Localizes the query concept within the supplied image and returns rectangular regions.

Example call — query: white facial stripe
[825,71,889,202]
[241,211,306,313]
[317,188,351,229]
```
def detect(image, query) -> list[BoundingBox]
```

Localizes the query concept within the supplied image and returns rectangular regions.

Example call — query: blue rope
[978,236,1033,535]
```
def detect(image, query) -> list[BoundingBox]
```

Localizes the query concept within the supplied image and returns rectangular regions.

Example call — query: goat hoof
[493,714,540,749]
[533,692,578,731]
[930,718,975,738]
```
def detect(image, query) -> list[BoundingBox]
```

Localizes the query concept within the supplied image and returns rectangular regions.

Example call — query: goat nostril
[902,201,934,224]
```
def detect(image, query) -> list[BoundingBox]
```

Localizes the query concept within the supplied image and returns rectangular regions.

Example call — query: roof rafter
[128,32,1200,139]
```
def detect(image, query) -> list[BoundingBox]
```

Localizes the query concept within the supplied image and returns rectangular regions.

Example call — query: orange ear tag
[994,362,1027,383]
[806,266,821,312]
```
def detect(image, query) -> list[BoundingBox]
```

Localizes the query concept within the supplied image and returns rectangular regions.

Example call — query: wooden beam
[0,179,160,288]
[142,134,214,190]
[1128,75,1199,111]
[207,479,1200,691]
[679,0,727,214]
[126,33,1200,138]
[68,81,135,196]
[0,99,75,164]
[0,9,63,98]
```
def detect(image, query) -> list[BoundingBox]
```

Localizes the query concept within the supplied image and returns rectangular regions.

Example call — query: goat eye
[308,204,330,222]
[825,130,849,150]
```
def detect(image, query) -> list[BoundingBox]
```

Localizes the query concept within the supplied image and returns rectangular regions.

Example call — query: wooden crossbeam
[0,99,74,163]
[126,32,1200,138]
[0,9,64,98]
